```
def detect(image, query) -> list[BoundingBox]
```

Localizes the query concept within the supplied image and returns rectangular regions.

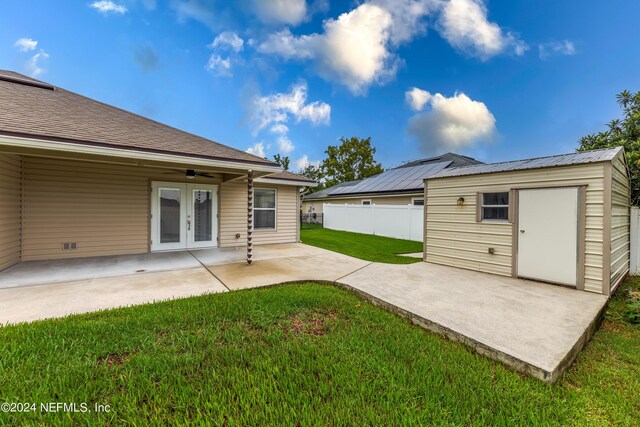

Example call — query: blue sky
[1,0,639,170]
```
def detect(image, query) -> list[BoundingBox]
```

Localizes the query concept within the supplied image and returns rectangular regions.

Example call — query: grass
[1,279,639,425]
[300,223,424,264]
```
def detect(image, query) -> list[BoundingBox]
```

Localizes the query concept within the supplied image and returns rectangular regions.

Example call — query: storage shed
[423,147,630,295]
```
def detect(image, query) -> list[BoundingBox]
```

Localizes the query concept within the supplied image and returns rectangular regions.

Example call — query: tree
[297,163,324,194]
[321,137,384,188]
[578,90,640,204]
[272,154,290,170]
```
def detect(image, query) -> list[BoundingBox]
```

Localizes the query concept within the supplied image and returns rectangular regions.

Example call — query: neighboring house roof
[267,170,316,184]
[0,70,276,167]
[397,152,483,169]
[429,146,624,179]
[304,152,482,200]
[303,180,363,200]
[256,170,317,186]
[304,161,457,200]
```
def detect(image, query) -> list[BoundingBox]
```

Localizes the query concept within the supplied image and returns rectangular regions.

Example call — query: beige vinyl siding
[0,154,22,270]
[21,156,224,260]
[219,182,298,247]
[425,163,606,293]
[610,152,630,290]
[304,194,420,213]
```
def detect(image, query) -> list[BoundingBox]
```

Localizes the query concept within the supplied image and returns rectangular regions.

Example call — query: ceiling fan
[161,169,216,179]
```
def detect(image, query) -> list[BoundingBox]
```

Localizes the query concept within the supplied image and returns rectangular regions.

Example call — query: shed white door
[517,188,578,286]
[151,182,218,251]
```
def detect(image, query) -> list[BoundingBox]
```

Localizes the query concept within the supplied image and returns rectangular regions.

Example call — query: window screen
[481,192,509,221]
[254,189,276,230]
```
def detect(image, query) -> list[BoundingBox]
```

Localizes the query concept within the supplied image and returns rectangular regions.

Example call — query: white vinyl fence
[631,207,640,275]
[323,203,423,242]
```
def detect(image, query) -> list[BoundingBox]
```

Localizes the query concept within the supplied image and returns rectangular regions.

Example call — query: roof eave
[0,133,282,173]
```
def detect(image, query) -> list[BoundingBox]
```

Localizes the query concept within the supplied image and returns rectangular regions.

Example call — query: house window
[480,192,509,221]
[412,198,424,206]
[361,200,372,205]
[254,188,276,230]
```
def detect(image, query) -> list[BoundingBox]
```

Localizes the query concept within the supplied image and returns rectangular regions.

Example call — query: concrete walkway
[0,243,608,383]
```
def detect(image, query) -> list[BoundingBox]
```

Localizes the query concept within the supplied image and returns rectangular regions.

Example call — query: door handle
[520,229,525,233]
[187,218,191,231]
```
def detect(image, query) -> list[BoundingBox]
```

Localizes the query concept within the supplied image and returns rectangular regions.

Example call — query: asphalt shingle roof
[0,70,276,167]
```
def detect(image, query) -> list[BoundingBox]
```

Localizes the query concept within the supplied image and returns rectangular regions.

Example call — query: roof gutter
[256,177,318,187]
[0,134,282,173]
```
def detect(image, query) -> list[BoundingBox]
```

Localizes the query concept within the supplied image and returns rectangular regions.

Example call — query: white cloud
[206,55,232,76]
[210,31,244,53]
[253,0,308,25]
[250,81,330,134]
[25,50,49,77]
[172,0,216,28]
[370,0,437,45]
[249,82,330,156]
[206,32,244,77]
[295,154,320,170]
[259,0,525,93]
[277,136,295,154]
[246,142,266,158]
[405,87,432,112]
[436,0,526,60]
[407,90,496,153]
[259,3,398,95]
[538,40,576,59]
[90,0,128,14]
[14,38,38,52]
[270,124,289,134]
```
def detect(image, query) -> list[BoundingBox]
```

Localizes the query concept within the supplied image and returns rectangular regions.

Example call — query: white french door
[151,182,218,251]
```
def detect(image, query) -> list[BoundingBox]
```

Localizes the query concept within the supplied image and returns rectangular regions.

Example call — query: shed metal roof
[429,147,623,179]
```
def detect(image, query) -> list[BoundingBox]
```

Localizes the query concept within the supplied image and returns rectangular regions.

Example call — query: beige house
[302,153,481,215]
[0,70,315,271]
[424,147,630,295]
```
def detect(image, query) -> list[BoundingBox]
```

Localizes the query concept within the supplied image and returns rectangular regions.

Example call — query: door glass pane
[160,188,181,243]
[193,190,213,242]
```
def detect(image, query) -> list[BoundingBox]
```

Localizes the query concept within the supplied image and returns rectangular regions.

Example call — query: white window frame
[479,191,510,223]
[411,197,424,206]
[253,187,277,231]
[361,199,372,205]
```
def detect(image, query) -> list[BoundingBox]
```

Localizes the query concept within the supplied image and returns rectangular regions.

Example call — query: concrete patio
[0,243,608,383]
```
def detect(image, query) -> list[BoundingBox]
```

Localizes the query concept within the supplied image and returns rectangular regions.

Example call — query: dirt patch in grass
[99,352,131,367]
[286,310,339,336]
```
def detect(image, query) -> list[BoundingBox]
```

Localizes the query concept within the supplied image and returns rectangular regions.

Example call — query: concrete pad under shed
[0,268,227,324]
[338,262,608,383]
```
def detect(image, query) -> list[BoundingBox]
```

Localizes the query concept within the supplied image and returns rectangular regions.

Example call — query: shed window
[361,200,372,205]
[412,198,424,206]
[480,192,509,221]
[254,189,276,230]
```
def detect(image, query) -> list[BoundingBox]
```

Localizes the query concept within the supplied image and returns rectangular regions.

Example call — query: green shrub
[625,290,640,324]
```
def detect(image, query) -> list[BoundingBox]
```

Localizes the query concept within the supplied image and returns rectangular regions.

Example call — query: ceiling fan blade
[196,172,215,178]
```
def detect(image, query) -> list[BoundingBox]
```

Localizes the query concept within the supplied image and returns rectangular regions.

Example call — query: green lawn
[1,279,639,425]
[300,223,424,264]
